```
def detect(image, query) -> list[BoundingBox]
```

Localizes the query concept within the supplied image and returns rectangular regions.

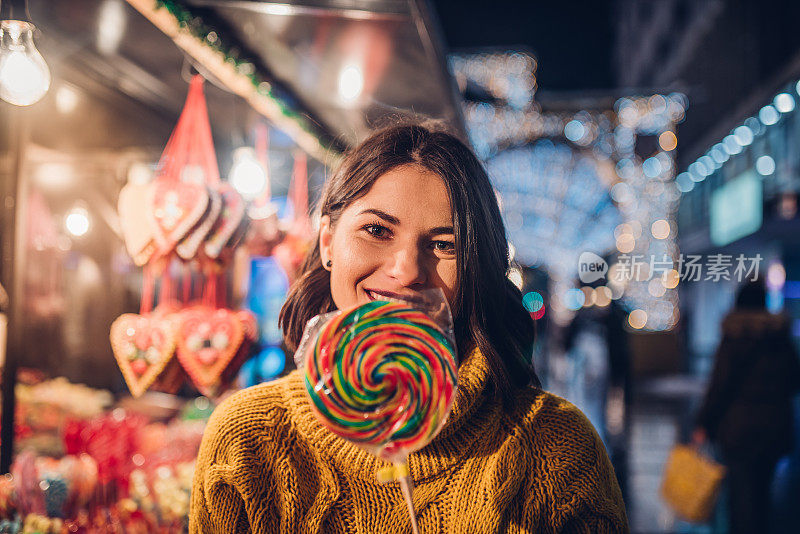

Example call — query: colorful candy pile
[0,390,211,533]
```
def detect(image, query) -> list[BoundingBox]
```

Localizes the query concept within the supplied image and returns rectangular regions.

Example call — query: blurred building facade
[615,0,800,531]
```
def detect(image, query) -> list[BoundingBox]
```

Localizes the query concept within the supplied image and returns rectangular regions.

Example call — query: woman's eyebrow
[358,208,400,225]
[358,208,453,234]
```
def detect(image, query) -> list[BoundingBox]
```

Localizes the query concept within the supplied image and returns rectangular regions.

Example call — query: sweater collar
[283,345,502,483]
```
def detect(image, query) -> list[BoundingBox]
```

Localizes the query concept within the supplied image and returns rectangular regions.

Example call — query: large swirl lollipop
[302,299,458,533]
[304,300,457,458]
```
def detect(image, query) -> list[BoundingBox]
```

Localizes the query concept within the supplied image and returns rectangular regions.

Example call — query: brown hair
[279,120,540,402]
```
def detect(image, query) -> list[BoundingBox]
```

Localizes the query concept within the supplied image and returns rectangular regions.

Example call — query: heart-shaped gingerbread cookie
[148,177,209,256]
[204,184,245,259]
[118,182,156,266]
[176,188,221,260]
[176,306,245,395]
[110,313,177,398]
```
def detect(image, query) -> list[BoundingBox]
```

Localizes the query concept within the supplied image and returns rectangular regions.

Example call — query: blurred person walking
[693,280,800,534]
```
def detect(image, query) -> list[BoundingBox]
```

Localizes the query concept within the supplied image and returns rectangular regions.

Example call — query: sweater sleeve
[189,387,286,534]
[189,394,250,534]
[518,394,630,534]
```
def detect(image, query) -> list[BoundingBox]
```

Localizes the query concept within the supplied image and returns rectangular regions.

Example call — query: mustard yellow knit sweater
[190,347,630,533]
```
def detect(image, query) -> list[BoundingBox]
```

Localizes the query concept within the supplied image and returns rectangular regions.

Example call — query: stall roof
[188,0,466,145]
[28,0,464,159]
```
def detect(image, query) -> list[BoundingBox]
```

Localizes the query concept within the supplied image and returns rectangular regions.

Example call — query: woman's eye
[363,224,390,239]
[432,241,455,253]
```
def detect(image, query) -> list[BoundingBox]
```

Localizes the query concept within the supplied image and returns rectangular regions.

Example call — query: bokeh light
[522,291,544,313]
[756,155,776,176]
[65,206,90,237]
[759,104,780,125]
[595,286,612,307]
[628,309,647,329]
[774,92,795,113]
[564,288,586,310]
[651,219,670,239]
[658,131,677,151]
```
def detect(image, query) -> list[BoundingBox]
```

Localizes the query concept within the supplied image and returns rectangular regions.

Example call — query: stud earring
[326,260,332,268]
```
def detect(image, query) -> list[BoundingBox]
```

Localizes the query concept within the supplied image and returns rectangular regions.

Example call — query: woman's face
[319,164,458,310]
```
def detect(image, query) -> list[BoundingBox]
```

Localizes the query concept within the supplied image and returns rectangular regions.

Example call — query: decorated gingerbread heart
[147,174,209,256]
[220,310,259,387]
[150,356,187,395]
[176,306,245,395]
[176,187,221,260]
[204,183,245,259]
[118,182,156,266]
[110,314,177,398]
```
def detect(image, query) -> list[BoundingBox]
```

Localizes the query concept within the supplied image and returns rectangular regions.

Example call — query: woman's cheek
[338,237,382,273]
[330,236,383,308]
[435,262,458,307]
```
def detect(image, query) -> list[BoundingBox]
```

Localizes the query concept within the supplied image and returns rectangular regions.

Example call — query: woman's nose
[386,245,427,287]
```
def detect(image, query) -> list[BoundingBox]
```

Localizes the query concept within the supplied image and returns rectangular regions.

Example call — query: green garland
[154,0,338,154]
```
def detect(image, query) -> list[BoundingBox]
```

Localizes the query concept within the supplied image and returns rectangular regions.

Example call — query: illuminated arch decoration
[450,51,686,330]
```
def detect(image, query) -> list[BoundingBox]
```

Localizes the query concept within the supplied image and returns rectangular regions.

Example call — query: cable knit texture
[190,347,630,533]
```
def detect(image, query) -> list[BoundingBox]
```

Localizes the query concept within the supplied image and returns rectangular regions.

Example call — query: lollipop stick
[399,474,420,534]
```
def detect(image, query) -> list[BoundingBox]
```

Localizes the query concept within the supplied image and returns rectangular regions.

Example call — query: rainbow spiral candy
[304,300,457,460]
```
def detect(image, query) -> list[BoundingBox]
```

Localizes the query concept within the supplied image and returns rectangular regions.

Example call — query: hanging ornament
[203,183,245,259]
[273,150,312,277]
[288,150,311,239]
[175,307,244,397]
[173,273,254,396]
[118,175,157,266]
[112,75,258,398]
[245,123,275,220]
[146,75,218,256]
[110,267,179,399]
[176,188,221,260]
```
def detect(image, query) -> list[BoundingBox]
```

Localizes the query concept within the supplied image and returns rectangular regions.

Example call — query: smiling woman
[280,120,539,400]
[190,121,630,533]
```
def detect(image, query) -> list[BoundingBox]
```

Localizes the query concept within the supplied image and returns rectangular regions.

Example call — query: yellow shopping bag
[660,444,726,523]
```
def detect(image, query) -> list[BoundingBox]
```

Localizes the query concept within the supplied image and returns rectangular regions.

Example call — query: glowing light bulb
[65,206,90,237]
[229,147,267,199]
[338,63,363,103]
[0,20,51,106]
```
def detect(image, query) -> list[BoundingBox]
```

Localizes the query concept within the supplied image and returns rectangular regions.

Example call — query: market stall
[0,0,463,530]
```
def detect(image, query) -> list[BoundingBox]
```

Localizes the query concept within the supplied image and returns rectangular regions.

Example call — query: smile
[365,288,424,304]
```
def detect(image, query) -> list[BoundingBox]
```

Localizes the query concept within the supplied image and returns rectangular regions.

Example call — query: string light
[449,51,537,110]
[774,93,795,113]
[759,104,780,125]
